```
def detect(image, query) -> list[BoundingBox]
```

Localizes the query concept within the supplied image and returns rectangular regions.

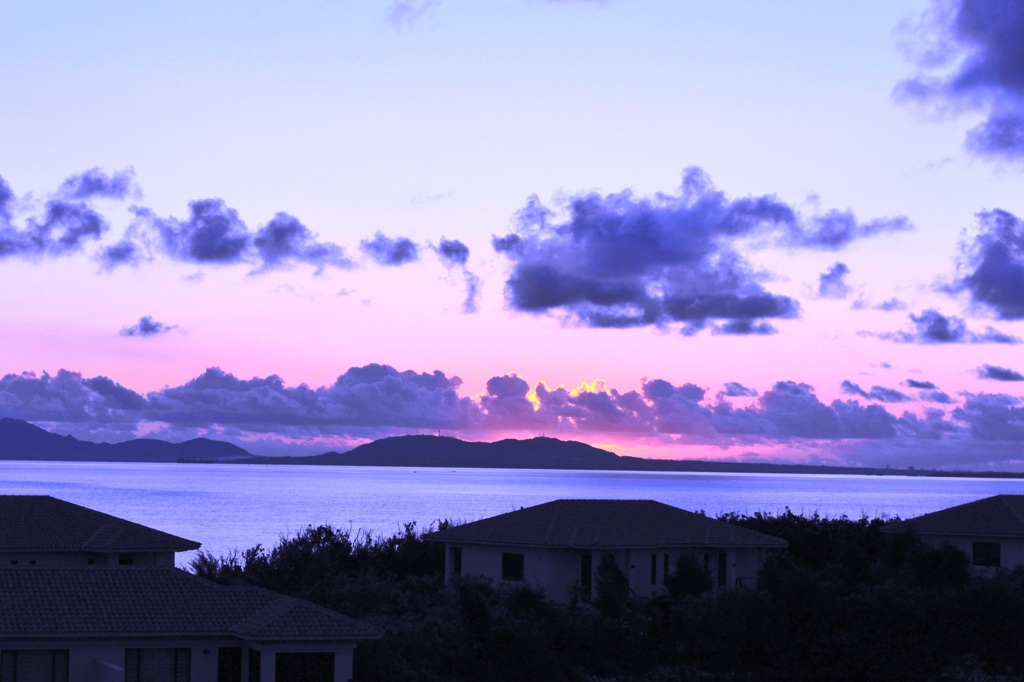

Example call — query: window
[276,652,334,682]
[118,554,134,566]
[973,541,1001,567]
[650,554,657,585]
[0,649,69,682]
[248,650,261,682]
[217,648,241,682]
[663,554,669,585]
[125,648,190,682]
[501,552,525,581]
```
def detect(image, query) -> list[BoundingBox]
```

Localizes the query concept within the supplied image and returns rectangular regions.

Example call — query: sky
[3,0,1024,469]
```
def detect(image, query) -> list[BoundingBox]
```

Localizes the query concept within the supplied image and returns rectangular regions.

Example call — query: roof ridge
[998,495,1024,530]
[231,595,299,637]
[543,500,562,544]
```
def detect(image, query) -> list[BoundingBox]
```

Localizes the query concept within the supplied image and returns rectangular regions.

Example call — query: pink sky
[3,1,1024,469]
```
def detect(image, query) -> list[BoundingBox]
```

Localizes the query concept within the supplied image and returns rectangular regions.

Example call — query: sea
[4,460,1024,568]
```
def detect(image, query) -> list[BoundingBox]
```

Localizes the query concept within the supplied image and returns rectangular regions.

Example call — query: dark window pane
[973,541,1001,567]
[276,652,334,682]
[501,552,525,581]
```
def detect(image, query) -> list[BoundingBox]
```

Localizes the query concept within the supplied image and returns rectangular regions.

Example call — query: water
[3,460,1024,568]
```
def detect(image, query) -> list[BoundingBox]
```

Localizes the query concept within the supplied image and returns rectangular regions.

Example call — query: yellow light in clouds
[571,379,608,397]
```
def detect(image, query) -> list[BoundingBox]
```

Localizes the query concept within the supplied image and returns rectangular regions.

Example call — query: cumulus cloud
[434,238,480,313]
[954,393,1024,440]
[956,209,1024,319]
[840,380,911,403]
[493,168,908,332]
[252,213,353,273]
[56,167,138,201]
[906,379,938,389]
[360,232,420,266]
[720,382,758,398]
[896,0,1024,160]
[119,316,176,338]
[13,365,1024,464]
[978,364,1024,381]
[878,309,1020,344]
[818,262,851,298]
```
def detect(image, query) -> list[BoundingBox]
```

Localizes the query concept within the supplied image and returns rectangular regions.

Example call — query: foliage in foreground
[192,511,1024,682]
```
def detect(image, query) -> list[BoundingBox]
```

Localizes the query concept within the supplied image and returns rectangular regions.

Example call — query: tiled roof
[0,495,200,552]
[425,499,788,549]
[0,568,379,642]
[884,494,1024,539]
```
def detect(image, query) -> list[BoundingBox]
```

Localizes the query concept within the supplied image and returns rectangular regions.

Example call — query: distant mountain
[0,418,251,463]
[239,434,938,477]
[248,435,626,469]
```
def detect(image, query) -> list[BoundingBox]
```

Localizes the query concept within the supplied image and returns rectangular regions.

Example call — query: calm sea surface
[4,460,1024,567]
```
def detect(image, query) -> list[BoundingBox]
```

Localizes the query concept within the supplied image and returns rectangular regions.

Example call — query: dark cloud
[720,382,758,398]
[360,232,420,266]
[840,380,911,403]
[433,238,480,313]
[954,394,1024,440]
[906,379,938,389]
[97,240,144,270]
[435,238,469,266]
[0,370,145,425]
[141,200,250,264]
[0,201,109,259]
[712,319,778,336]
[252,213,352,272]
[119,316,176,338]
[879,309,1020,344]
[0,176,14,225]
[493,168,905,332]
[56,167,137,201]
[147,365,477,432]
[818,262,851,299]
[13,365,1024,461]
[978,364,1024,381]
[957,209,1024,319]
[897,0,1024,160]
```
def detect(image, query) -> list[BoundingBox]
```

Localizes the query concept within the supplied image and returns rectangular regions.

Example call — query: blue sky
[3,1,1024,469]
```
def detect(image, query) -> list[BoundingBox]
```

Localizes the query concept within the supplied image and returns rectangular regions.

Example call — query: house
[883,494,1024,573]
[0,568,379,682]
[0,496,379,681]
[425,499,788,602]
[0,495,200,568]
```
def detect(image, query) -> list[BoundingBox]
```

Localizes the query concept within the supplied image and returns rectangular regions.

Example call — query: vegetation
[192,511,1024,681]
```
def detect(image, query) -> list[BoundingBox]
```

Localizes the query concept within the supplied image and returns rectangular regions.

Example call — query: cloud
[56,167,138,201]
[878,309,1020,344]
[0,176,14,225]
[17,365,1024,466]
[954,393,1024,441]
[906,379,938,389]
[360,232,420,266]
[896,0,1024,160]
[720,382,758,398]
[387,0,440,28]
[0,201,109,260]
[433,238,479,313]
[493,168,907,332]
[252,213,352,272]
[840,380,911,403]
[956,209,1024,319]
[818,262,851,298]
[0,370,146,425]
[143,200,250,264]
[119,316,177,338]
[978,364,1024,381]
